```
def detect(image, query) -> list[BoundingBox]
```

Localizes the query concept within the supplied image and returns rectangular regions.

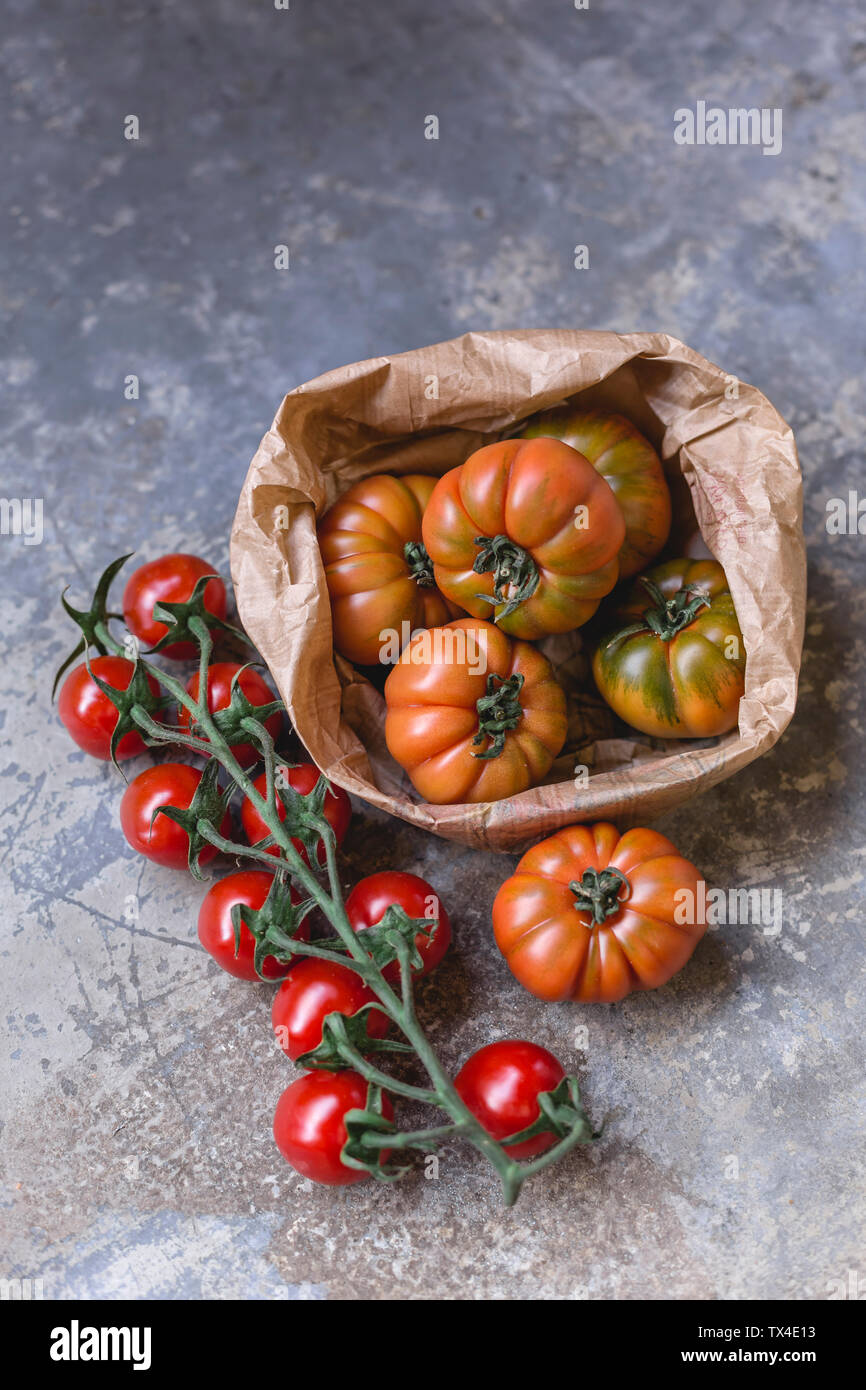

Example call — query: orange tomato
[593,558,745,738]
[421,438,625,640]
[493,822,707,1003]
[520,409,671,580]
[318,473,463,666]
[384,618,567,804]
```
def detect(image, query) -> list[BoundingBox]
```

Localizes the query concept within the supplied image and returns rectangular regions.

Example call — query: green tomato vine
[57,555,598,1206]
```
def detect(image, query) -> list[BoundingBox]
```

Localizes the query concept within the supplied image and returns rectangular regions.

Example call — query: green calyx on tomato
[454,1040,595,1162]
[119,761,233,873]
[198,870,305,980]
[402,539,435,587]
[385,618,567,803]
[499,1077,597,1155]
[58,655,165,764]
[145,571,245,656]
[629,578,710,641]
[53,552,134,697]
[295,1007,413,1073]
[472,671,525,760]
[345,870,452,982]
[180,662,284,766]
[229,870,315,978]
[569,865,631,926]
[138,758,234,877]
[273,1072,397,1187]
[345,902,438,975]
[472,533,540,621]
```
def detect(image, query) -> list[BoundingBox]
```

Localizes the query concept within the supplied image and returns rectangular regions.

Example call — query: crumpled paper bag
[230,329,805,853]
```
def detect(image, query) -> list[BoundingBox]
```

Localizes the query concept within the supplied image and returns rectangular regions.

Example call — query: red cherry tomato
[273,1070,393,1186]
[240,764,351,867]
[178,663,282,768]
[197,870,307,981]
[455,1040,565,1160]
[58,656,159,761]
[345,871,451,983]
[119,763,232,870]
[271,958,388,1060]
[122,553,227,659]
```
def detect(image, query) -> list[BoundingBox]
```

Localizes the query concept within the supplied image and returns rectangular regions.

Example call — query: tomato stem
[472,672,525,760]
[569,867,631,925]
[472,533,539,621]
[403,540,435,587]
[638,578,711,640]
[58,555,597,1206]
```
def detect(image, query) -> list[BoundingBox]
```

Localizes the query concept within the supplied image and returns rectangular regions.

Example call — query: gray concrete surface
[2,0,864,1301]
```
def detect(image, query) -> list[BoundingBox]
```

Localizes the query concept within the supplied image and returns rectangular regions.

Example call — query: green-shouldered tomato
[592,558,745,738]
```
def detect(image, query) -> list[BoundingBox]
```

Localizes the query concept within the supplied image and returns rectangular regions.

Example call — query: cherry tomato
[197,870,307,981]
[119,762,232,870]
[178,662,282,768]
[345,870,451,983]
[273,1070,393,1185]
[240,763,351,866]
[271,958,388,1060]
[455,1040,565,1160]
[122,553,227,659]
[58,656,159,761]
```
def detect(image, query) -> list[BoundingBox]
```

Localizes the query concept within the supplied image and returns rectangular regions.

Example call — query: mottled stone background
[2,0,864,1301]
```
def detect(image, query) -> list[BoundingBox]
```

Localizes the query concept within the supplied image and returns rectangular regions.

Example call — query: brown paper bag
[230,330,805,852]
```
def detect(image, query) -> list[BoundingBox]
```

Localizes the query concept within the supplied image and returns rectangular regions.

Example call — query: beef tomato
[318,473,463,666]
[384,618,567,804]
[421,438,624,640]
[493,822,707,1003]
[592,558,745,738]
[521,408,670,579]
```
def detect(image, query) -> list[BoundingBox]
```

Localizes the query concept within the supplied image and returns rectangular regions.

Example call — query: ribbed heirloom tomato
[493,822,707,1003]
[273,1070,393,1186]
[593,558,745,738]
[421,437,625,639]
[384,618,567,804]
[58,656,159,761]
[455,1040,565,1160]
[122,553,227,659]
[178,662,282,767]
[197,869,307,981]
[240,762,351,865]
[318,473,464,666]
[521,408,671,580]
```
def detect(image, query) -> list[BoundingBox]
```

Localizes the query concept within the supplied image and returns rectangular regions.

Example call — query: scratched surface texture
[2,0,864,1301]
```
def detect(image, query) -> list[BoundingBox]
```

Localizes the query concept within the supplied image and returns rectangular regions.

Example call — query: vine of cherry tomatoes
[57,550,575,1192]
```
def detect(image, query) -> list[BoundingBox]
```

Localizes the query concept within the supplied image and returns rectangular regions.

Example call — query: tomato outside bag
[230,329,805,853]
